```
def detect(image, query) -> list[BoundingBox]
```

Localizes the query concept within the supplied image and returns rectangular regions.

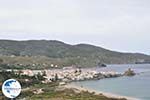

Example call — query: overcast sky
[0,0,150,54]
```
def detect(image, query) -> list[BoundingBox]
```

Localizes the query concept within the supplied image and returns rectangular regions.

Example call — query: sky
[0,0,150,54]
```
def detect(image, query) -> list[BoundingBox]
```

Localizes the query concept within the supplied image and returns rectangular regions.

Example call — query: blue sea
[72,64,150,100]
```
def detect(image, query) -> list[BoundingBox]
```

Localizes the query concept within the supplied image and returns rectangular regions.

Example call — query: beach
[64,83,140,100]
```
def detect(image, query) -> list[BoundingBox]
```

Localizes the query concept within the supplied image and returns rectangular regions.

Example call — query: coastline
[64,83,140,100]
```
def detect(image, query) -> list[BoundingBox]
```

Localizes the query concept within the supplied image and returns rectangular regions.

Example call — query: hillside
[0,40,150,69]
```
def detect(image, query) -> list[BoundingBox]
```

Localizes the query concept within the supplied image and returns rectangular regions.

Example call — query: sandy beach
[64,83,140,100]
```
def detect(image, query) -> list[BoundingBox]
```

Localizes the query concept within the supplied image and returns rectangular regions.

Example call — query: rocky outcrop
[124,68,135,76]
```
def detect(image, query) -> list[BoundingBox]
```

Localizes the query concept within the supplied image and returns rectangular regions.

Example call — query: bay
[72,64,150,100]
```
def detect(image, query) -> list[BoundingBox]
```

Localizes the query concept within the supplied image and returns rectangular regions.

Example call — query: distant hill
[0,40,150,69]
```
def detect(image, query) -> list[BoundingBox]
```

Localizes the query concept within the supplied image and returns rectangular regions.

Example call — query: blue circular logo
[2,79,21,98]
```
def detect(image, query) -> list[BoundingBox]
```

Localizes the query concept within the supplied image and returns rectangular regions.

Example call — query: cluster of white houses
[20,67,121,82]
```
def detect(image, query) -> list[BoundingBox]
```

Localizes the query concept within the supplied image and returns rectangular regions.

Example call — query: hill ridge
[0,40,150,68]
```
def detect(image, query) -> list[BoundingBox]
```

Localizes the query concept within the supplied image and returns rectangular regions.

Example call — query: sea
[71,64,150,100]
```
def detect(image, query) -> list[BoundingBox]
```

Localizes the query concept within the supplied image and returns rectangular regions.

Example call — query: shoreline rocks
[124,68,136,76]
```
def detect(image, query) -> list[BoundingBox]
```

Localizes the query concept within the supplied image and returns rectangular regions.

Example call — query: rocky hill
[0,40,150,69]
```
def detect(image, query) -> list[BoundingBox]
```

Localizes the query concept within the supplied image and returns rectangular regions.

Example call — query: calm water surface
[72,64,150,100]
